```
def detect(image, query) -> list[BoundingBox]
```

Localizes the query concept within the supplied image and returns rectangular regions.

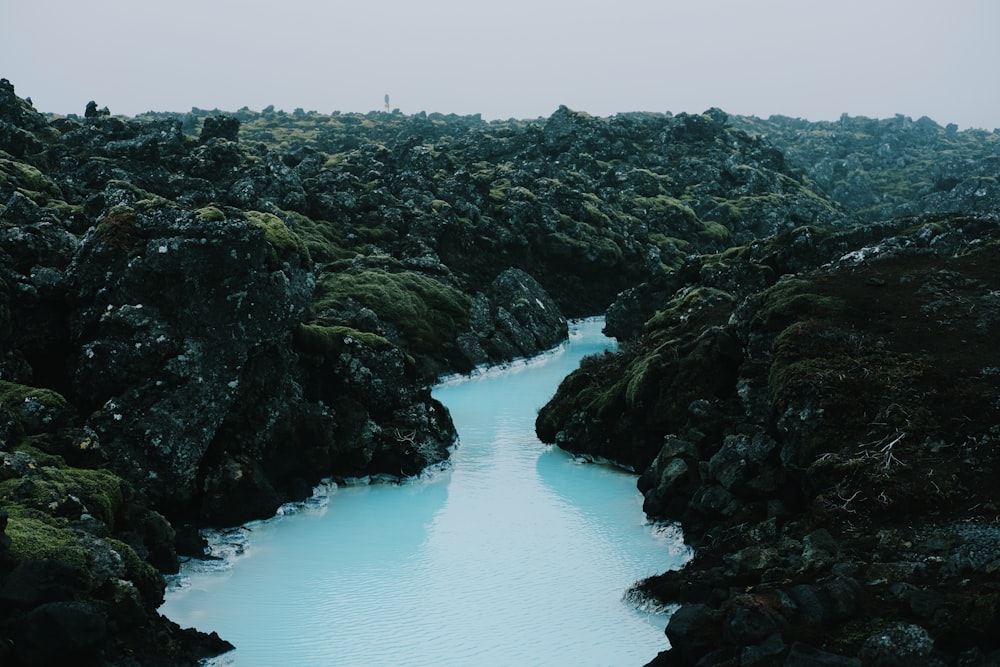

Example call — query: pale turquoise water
[160,318,690,666]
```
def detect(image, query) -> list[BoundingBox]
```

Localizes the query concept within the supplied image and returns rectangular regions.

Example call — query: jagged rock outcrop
[539,214,1000,665]
[457,267,568,368]
[65,190,314,521]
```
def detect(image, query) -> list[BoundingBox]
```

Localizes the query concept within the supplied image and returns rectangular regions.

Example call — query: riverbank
[538,214,1000,665]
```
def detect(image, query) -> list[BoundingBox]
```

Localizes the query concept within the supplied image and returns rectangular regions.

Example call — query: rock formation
[539,215,1000,665]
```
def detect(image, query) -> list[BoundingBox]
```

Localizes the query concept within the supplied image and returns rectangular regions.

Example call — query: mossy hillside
[537,283,741,470]
[132,103,852,316]
[768,246,1000,510]
[313,268,471,362]
[540,216,1000,663]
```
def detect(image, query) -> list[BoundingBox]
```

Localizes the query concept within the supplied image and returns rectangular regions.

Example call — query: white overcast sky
[2,0,998,129]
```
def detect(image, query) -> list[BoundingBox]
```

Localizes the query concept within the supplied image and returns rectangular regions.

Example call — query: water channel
[160,318,690,666]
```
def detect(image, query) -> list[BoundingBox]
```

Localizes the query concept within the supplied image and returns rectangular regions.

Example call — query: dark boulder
[200,115,240,143]
[8,601,106,666]
[663,603,724,664]
[66,198,314,519]
[784,643,861,667]
[458,267,568,367]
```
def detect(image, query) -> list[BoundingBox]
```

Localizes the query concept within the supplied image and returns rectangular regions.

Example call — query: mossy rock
[698,220,732,244]
[105,179,171,210]
[245,210,312,268]
[0,380,70,412]
[646,286,736,332]
[294,323,392,358]
[105,537,164,604]
[279,209,351,263]
[0,380,71,440]
[94,205,140,255]
[313,269,471,358]
[749,278,845,333]
[0,462,125,529]
[0,157,63,203]
[1,506,91,575]
[195,205,226,222]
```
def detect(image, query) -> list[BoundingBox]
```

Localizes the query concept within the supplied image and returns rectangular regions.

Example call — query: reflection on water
[160,318,690,666]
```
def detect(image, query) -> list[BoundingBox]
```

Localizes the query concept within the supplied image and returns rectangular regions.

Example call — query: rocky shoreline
[2,74,999,664]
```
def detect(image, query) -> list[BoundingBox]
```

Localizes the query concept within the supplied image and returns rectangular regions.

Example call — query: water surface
[160,318,690,666]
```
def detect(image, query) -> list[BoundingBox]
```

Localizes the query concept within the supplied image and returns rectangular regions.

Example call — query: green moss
[61,467,125,528]
[624,349,661,410]
[196,205,227,222]
[294,323,392,358]
[245,210,312,268]
[489,185,509,202]
[0,158,63,203]
[546,230,589,255]
[582,201,610,225]
[313,269,471,356]
[750,278,845,333]
[1,506,90,573]
[8,439,64,467]
[0,381,70,443]
[104,179,171,210]
[633,195,697,220]
[105,537,162,603]
[698,219,732,243]
[0,462,124,529]
[280,209,351,263]
[0,380,70,412]
[646,287,736,331]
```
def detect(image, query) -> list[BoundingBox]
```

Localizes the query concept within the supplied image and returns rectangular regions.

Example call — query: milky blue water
[159,318,690,666]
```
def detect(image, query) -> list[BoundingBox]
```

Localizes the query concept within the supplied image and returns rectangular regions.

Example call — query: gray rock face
[66,195,313,515]
[459,267,568,367]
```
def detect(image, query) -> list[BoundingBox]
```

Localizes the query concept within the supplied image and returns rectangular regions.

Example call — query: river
[159,318,690,666]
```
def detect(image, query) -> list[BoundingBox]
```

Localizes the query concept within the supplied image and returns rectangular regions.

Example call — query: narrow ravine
[160,318,690,666]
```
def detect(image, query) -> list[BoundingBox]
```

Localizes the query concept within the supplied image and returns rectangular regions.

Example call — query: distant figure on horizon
[384,94,390,112]
[84,100,110,118]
